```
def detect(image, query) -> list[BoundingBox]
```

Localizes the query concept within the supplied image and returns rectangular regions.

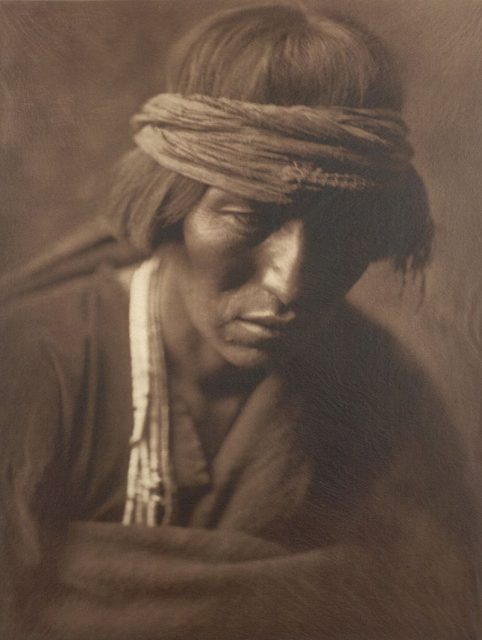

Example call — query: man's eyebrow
[207,195,255,210]
[219,202,255,211]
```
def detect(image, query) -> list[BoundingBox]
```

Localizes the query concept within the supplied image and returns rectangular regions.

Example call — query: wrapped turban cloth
[132,93,414,204]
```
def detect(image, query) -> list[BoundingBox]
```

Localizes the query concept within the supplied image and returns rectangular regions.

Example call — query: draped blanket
[0,231,479,640]
[15,521,472,640]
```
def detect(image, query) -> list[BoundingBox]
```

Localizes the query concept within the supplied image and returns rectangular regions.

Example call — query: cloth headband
[131,93,414,204]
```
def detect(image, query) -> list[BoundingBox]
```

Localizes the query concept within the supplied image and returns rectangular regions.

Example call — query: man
[1,4,478,638]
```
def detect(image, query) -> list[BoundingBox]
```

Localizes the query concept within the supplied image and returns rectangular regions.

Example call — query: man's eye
[221,208,254,216]
[222,209,263,228]
[221,208,281,234]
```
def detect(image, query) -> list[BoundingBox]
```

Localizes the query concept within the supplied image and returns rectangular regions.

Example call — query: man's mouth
[227,312,297,342]
[238,311,296,329]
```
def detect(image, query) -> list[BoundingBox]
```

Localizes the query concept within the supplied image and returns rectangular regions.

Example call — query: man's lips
[237,311,296,329]
[227,320,282,343]
[224,312,298,343]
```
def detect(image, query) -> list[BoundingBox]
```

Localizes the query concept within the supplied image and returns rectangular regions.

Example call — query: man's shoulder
[0,221,142,306]
[297,302,430,399]
[1,267,112,335]
[287,302,455,460]
[0,221,140,352]
[0,267,130,388]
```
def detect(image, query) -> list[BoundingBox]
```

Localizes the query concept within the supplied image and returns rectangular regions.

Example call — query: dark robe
[0,227,479,639]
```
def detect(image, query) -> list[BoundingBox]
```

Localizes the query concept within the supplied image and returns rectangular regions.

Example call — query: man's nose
[257,218,306,307]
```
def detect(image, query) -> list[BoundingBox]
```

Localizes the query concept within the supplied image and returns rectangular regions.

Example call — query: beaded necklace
[122,255,176,526]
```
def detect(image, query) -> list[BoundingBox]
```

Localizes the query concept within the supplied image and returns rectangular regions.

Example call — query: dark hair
[107,2,432,272]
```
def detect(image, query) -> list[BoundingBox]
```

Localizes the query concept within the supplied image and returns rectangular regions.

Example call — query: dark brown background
[1,0,481,494]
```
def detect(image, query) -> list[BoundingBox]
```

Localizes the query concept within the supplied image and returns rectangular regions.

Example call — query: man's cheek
[191,251,254,295]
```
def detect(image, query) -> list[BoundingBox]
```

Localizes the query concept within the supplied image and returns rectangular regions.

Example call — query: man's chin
[218,341,274,370]
[218,336,306,370]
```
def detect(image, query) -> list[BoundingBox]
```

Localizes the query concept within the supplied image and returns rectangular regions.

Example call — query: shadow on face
[163,186,377,368]
[183,187,375,304]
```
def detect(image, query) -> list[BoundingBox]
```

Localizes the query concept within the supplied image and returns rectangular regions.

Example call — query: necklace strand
[123,256,175,526]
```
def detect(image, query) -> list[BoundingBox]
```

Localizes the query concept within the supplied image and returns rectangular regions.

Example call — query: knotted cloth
[132,93,414,203]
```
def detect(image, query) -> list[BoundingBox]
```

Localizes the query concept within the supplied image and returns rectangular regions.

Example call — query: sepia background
[1,0,481,497]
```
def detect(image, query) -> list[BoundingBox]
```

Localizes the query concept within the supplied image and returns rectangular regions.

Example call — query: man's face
[168,187,372,369]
